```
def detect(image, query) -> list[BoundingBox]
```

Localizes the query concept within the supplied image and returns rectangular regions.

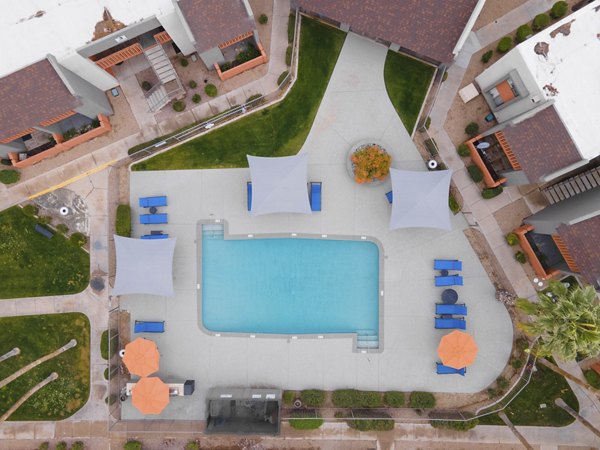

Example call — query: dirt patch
[473,0,529,30]
[464,228,514,293]
[493,198,532,235]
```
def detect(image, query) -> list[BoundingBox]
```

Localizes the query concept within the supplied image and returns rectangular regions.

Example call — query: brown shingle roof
[502,106,581,182]
[0,60,79,142]
[296,0,478,63]
[178,0,255,53]
[557,214,600,287]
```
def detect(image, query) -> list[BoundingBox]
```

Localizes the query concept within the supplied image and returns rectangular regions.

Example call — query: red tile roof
[501,106,581,183]
[296,0,479,63]
[557,214,600,288]
[178,0,255,53]
[0,60,79,142]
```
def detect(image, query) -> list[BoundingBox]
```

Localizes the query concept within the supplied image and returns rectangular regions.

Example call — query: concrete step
[147,85,169,112]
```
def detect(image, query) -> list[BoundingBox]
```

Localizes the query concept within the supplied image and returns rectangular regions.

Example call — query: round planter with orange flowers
[347,142,391,185]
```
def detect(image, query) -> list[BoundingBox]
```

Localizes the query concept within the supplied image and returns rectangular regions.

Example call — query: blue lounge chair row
[246,181,322,212]
[436,303,467,316]
[139,196,167,208]
[134,321,165,333]
[434,259,462,271]
[436,363,466,376]
[435,317,466,329]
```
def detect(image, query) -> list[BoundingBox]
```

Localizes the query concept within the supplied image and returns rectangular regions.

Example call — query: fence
[129,9,301,167]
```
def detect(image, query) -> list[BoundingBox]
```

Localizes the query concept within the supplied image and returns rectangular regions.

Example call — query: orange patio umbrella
[131,376,169,415]
[437,330,478,369]
[122,337,160,377]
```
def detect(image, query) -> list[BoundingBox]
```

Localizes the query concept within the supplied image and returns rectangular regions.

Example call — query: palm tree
[516,280,600,396]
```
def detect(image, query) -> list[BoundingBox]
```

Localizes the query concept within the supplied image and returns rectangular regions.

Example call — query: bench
[34,224,54,239]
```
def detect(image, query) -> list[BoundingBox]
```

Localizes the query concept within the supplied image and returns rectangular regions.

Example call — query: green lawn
[0,207,89,299]
[133,17,346,171]
[479,363,579,426]
[0,313,90,420]
[383,51,435,134]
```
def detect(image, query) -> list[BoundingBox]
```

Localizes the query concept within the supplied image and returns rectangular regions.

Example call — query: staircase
[144,44,177,84]
[542,166,600,204]
[146,84,169,112]
[356,330,379,351]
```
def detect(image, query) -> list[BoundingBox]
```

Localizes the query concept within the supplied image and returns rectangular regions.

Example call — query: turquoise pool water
[201,225,379,336]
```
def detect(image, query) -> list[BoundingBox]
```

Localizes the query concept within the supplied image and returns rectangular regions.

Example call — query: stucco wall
[56,52,118,91]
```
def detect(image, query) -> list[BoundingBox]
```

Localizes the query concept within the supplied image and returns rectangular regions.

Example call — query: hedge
[409,392,436,409]
[449,194,461,214]
[285,45,292,66]
[282,390,295,406]
[383,391,405,407]
[550,1,568,19]
[0,169,20,185]
[497,36,513,53]
[124,441,142,450]
[516,24,533,43]
[332,389,383,408]
[457,143,470,157]
[431,418,478,431]
[116,204,131,237]
[482,186,503,199]
[300,389,325,407]
[277,70,289,86]
[467,164,483,183]
[533,13,550,31]
[346,411,394,431]
[424,138,438,157]
[69,232,87,247]
[289,411,324,430]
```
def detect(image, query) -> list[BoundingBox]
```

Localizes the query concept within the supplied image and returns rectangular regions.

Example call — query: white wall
[57,52,118,91]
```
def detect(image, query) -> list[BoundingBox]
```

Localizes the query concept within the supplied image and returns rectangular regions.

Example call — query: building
[0,0,262,167]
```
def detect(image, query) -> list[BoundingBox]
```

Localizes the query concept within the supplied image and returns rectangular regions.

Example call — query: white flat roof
[517,1,600,161]
[0,0,174,78]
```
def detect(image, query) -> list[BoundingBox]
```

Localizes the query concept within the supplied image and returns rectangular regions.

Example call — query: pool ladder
[356,330,379,350]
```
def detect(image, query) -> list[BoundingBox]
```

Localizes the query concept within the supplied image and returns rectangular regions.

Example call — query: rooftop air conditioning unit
[531,95,540,103]
[115,35,127,43]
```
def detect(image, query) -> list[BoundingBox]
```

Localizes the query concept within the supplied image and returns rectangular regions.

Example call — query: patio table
[441,289,458,304]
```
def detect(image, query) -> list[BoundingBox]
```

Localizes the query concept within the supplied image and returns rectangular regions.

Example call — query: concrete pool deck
[121,32,513,420]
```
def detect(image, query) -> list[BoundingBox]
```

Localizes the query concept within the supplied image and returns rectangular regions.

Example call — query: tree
[517,280,600,396]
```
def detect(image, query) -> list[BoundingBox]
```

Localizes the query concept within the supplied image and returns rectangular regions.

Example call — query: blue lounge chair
[310,182,322,211]
[385,191,393,204]
[434,259,462,271]
[435,317,466,329]
[435,275,463,286]
[436,303,468,316]
[436,363,466,376]
[247,182,252,211]
[139,196,167,208]
[140,213,168,224]
[141,234,169,240]
[134,321,165,333]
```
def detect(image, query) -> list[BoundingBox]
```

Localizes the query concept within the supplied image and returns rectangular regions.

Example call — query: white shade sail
[389,168,452,231]
[247,153,312,215]
[112,235,176,297]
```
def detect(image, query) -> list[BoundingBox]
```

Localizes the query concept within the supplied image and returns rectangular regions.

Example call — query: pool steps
[356,330,379,349]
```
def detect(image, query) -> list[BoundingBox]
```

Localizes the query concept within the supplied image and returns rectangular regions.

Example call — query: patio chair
[434,259,462,271]
[140,213,168,224]
[385,191,393,204]
[435,303,467,316]
[134,321,165,333]
[247,182,252,211]
[309,182,322,211]
[436,362,466,376]
[141,233,169,240]
[139,196,168,208]
[435,275,463,287]
[434,317,466,329]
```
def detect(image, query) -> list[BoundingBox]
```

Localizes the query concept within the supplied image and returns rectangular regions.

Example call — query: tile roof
[557,214,600,288]
[0,60,79,142]
[502,105,581,182]
[178,0,255,53]
[296,0,479,63]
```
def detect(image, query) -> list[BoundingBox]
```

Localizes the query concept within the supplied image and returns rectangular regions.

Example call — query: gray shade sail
[247,154,312,215]
[112,236,176,297]
[389,168,452,231]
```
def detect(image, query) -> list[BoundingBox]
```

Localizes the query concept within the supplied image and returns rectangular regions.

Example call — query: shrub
[55,223,69,234]
[332,389,383,408]
[1,158,11,166]
[184,442,200,450]
[141,81,151,91]
[437,162,447,171]
[431,418,478,431]
[442,71,448,82]
[511,358,523,369]
[285,45,292,66]
[0,169,20,184]
[116,204,131,237]
[409,392,436,409]
[38,443,49,450]
[282,390,296,406]
[277,71,289,85]
[496,376,509,390]
[104,367,109,380]
[101,330,108,360]
[289,411,323,430]
[204,84,218,97]
[124,441,143,450]
[189,80,197,89]
[288,13,295,43]
[449,194,461,214]
[70,232,87,247]
[22,204,39,217]
[246,94,263,105]
[346,411,394,431]
[505,232,519,246]
[550,1,568,19]
[351,145,391,183]
[180,58,189,67]
[258,13,268,24]
[487,388,497,398]
[422,116,431,130]
[465,122,479,137]
[37,215,52,225]
[220,61,232,72]
[72,442,85,450]
[497,36,512,53]
[584,369,600,389]
[457,143,471,157]
[481,50,493,63]
[516,24,533,43]
[384,391,405,407]
[173,100,186,112]
[533,13,550,31]
[515,251,527,264]
[192,93,201,103]
[300,389,325,407]
[236,44,260,63]
[482,186,503,199]
[467,164,483,183]
[424,138,438,157]
[56,442,67,450]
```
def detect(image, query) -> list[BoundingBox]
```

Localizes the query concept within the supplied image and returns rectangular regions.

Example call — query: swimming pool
[200,224,380,343]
